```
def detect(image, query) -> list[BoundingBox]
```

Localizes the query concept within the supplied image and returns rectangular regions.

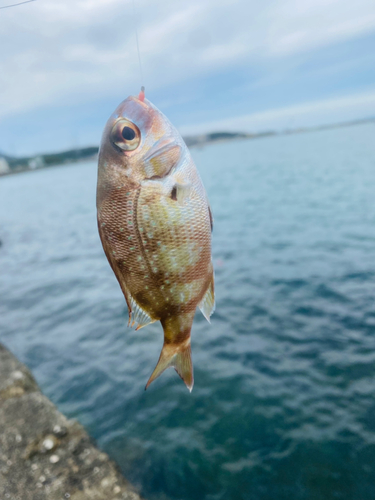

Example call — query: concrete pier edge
[0,343,143,500]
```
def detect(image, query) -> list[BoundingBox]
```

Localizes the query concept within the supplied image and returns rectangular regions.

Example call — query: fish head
[97,95,184,195]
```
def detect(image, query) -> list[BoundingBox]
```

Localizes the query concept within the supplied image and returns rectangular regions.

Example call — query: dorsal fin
[199,273,215,322]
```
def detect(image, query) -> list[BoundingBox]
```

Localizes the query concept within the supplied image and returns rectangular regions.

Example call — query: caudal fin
[145,341,194,392]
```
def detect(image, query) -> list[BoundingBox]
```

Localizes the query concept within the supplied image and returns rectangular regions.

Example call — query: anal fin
[128,295,155,331]
[199,273,215,322]
[106,255,155,331]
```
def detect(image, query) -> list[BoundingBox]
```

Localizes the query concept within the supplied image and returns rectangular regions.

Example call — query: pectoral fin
[199,273,215,322]
[171,182,192,205]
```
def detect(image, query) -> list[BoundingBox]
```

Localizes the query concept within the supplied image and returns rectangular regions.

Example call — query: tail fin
[145,340,193,392]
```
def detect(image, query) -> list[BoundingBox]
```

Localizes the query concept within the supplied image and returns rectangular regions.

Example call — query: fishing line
[132,0,144,92]
[0,0,35,9]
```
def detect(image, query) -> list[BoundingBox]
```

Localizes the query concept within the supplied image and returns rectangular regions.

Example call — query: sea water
[1,123,375,500]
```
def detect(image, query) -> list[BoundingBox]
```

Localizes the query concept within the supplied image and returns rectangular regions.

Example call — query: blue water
[1,123,375,500]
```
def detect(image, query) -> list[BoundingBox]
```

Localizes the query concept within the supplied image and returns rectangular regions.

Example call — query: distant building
[28,156,45,170]
[0,157,10,175]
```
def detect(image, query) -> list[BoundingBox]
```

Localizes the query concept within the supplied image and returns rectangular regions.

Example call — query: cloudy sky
[1,0,375,156]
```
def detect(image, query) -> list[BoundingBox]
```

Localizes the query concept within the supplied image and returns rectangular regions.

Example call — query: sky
[0,0,375,156]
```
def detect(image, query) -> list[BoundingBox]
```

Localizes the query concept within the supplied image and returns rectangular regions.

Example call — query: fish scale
[97,92,215,391]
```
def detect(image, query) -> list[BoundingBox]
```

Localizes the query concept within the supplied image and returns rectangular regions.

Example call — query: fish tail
[145,338,194,392]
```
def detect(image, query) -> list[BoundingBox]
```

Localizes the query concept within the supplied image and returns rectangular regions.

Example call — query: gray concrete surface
[0,343,142,500]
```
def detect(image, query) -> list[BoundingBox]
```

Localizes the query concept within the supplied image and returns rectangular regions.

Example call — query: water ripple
[2,124,375,499]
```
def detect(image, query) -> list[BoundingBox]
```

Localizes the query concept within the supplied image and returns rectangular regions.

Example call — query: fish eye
[111,119,140,152]
[122,126,136,141]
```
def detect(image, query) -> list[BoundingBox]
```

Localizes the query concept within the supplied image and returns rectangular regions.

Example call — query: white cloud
[0,0,374,123]
[178,91,375,135]
[265,0,375,55]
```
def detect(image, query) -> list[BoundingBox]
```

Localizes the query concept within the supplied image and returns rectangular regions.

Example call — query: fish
[96,89,215,391]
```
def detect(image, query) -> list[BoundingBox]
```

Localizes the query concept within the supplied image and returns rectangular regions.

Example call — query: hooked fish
[96,89,215,391]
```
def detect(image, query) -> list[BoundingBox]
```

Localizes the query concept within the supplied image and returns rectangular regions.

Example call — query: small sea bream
[96,90,214,391]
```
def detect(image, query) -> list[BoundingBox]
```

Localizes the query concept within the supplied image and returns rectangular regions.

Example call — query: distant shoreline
[1,116,374,177]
